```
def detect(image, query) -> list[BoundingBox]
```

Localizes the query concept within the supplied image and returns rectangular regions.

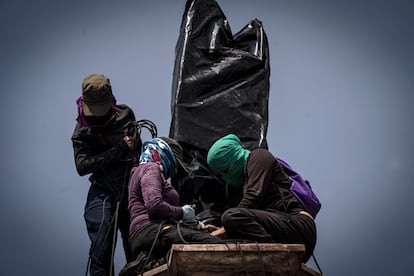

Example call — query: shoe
[119,252,167,276]
[119,252,148,276]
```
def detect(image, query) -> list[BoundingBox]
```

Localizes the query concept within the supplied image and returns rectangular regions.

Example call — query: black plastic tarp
[169,0,270,210]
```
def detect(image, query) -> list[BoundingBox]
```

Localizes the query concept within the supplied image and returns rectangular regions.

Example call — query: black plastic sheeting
[169,0,270,212]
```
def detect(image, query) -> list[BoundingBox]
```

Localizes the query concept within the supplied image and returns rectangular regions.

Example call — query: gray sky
[1,0,413,275]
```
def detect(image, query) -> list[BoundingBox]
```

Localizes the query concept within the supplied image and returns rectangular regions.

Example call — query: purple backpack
[276,158,321,218]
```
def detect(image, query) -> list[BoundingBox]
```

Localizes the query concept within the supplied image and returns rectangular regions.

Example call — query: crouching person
[206,134,317,262]
[121,138,222,275]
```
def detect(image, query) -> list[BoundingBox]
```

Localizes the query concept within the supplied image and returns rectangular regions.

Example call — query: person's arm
[72,128,132,176]
[238,149,274,209]
[71,106,137,176]
[140,163,183,220]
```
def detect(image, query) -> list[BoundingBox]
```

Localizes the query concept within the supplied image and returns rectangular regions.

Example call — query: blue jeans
[84,185,133,276]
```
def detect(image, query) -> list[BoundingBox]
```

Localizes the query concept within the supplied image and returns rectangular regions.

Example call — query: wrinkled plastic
[169,0,270,211]
[170,0,270,151]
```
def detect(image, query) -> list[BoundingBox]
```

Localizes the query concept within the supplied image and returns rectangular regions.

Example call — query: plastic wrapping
[169,0,270,210]
[170,0,270,151]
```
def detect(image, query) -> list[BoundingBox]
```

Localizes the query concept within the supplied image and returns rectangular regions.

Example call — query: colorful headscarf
[207,134,250,188]
[139,138,176,179]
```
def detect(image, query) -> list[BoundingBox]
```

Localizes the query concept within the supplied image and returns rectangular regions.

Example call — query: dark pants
[84,185,133,276]
[131,222,223,260]
[221,207,317,262]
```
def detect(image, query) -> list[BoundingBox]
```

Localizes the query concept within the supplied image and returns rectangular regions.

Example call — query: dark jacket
[71,104,137,196]
[239,148,304,214]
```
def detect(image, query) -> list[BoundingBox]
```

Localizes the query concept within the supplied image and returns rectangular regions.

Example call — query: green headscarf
[207,134,251,188]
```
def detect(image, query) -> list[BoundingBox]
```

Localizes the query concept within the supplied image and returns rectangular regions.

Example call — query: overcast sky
[1,0,413,275]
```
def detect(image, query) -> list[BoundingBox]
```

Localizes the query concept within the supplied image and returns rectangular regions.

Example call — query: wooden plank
[138,243,322,276]
[300,263,322,276]
[170,243,305,252]
[142,264,169,276]
[168,243,306,276]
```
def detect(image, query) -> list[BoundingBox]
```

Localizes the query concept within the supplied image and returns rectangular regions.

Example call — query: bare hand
[204,224,220,233]
[209,226,227,240]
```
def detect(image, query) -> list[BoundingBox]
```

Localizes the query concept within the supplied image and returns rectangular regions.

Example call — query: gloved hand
[181,204,195,221]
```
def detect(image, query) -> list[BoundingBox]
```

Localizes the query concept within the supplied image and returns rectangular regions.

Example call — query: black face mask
[76,96,116,128]
[77,109,115,128]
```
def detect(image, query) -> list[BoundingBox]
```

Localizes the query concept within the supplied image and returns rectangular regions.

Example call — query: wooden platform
[141,243,321,276]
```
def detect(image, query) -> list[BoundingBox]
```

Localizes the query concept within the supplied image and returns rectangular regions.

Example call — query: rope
[236,242,249,275]
[109,201,120,276]
[125,119,158,141]
[139,221,166,275]
[255,242,266,276]
[84,195,110,276]
[176,222,189,244]
[312,253,324,275]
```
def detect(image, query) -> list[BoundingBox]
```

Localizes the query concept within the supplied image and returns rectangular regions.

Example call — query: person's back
[71,73,140,275]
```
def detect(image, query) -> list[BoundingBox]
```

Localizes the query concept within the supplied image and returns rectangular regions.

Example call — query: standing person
[123,137,222,275]
[71,73,141,276]
[206,134,317,262]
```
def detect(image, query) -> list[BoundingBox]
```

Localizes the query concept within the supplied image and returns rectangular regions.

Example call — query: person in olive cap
[71,73,141,276]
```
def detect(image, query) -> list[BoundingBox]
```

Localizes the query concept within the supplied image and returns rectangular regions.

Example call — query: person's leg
[221,208,274,242]
[163,224,223,245]
[221,207,316,261]
[133,223,224,261]
[288,214,317,262]
[130,223,161,259]
[124,223,163,275]
[118,196,133,263]
[84,185,117,276]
